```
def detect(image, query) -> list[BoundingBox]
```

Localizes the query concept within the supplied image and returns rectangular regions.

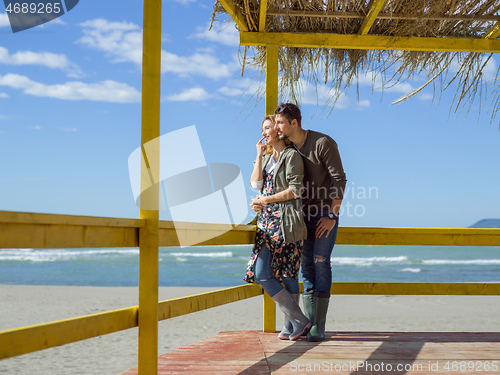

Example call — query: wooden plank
[0,306,138,360]
[0,210,144,227]
[358,0,386,36]
[240,32,500,53]
[217,0,249,32]
[261,41,279,334]
[2,210,499,248]
[158,222,256,246]
[120,331,500,375]
[157,284,262,321]
[263,291,276,333]
[264,10,500,22]
[483,21,500,39]
[265,43,279,116]
[336,227,500,246]
[0,222,140,248]
[135,1,164,373]
[259,0,267,32]
[330,282,500,295]
[0,285,262,360]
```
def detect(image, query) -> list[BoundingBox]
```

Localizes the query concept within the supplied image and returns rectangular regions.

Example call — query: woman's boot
[271,289,311,341]
[278,294,300,340]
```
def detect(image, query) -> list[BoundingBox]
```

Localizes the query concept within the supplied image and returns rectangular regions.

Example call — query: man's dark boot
[307,296,330,342]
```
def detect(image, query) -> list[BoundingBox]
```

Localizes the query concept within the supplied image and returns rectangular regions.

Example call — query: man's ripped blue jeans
[301,210,339,297]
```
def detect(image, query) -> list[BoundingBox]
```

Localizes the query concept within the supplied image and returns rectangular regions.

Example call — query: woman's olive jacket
[259,145,307,244]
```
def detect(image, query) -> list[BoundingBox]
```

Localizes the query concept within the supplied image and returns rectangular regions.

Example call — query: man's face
[275,114,293,140]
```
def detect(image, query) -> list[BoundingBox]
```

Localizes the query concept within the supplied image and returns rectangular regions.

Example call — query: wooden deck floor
[121,331,500,374]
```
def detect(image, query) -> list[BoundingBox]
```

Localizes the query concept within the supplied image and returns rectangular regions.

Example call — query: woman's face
[262,119,279,145]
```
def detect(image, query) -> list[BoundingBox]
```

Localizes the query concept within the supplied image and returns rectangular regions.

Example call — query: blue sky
[0,0,499,229]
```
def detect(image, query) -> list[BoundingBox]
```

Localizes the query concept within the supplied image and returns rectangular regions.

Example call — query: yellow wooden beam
[330,282,500,295]
[2,216,500,248]
[158,284,262,320]
[0,306,138,360]
[262,291,276,333]
[139,0,162,373]
[255,47,281,333]
[159,221,256,247]
[265,10,500,23]
[0,222,139,249]
[240,32,500,53]
[262,43,279,333]
[358,0,386,36]
[0,284,262,360]
[265,44,279,115]
[217,0,249,32]
[483,21,500,39]
[3,282,498,360]
[0,210,144,227]
[259,0,267,32]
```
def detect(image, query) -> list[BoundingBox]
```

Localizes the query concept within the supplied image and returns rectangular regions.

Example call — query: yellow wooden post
[263,43,279,333]
[259,0,267,32]
[265,44,279,115]
[139,0,161,374]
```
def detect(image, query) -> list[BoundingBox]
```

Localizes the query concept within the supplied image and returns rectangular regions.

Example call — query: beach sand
[1,285,500,375]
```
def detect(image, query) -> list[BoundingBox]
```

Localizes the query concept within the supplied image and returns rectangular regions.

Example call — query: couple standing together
[244,103,347,342]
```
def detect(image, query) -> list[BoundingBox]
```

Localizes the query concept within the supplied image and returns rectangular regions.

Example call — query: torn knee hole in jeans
[314,255,326,263]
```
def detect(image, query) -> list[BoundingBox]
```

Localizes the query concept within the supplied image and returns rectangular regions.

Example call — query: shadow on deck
[120,331,500,374]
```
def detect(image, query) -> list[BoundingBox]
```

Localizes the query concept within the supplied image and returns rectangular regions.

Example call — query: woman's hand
[250,196,266,213]
[256,136,265,157]
[252,195,270,208]
[250,201,263,213]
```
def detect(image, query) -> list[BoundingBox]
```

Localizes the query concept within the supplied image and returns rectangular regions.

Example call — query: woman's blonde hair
[261,115,290,155]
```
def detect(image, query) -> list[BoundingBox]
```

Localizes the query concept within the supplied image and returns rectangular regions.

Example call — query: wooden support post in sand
[263,43,279,333]
[139,0,161,374]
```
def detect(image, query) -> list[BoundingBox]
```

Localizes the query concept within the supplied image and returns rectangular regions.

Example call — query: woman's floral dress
[244,164,302,283]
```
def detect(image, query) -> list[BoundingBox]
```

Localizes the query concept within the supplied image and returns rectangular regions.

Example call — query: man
[274,102,347,342]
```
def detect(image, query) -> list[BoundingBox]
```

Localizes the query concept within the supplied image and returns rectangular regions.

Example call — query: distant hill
[469,219,500,228]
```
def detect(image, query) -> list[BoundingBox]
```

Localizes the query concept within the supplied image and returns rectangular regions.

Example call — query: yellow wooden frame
[0,285,262,360]
[358,0,386,36]
[138,0,162,373]
[217,0,248,32]
[240,32,500,53]
[2,1,500,373]
[2,210,500,249]
[2,281,499,360]
[484,21,500,40]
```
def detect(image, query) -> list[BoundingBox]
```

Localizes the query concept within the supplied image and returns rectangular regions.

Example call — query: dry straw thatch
[212,0,500,124]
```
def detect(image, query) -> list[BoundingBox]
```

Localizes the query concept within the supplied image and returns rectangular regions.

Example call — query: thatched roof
[212,0,500,124]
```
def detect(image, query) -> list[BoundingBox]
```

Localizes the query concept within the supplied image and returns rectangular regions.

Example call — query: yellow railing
[2,210,499,249]
[1,210,500,365]
[0,284,262,360]
[1,281,500,360]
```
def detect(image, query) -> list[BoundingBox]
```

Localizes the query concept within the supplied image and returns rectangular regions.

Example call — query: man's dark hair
[274,102,302,128]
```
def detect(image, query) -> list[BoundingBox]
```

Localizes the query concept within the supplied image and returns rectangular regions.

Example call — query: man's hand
[315,217,336,238]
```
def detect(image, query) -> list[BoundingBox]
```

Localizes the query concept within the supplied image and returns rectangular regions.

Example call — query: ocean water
[1,245,499,287]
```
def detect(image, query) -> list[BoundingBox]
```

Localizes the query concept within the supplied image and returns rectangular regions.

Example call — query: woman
[244,114,311,341]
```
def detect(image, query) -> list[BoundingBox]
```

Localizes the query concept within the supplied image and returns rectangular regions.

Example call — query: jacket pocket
[282,203,307,243]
